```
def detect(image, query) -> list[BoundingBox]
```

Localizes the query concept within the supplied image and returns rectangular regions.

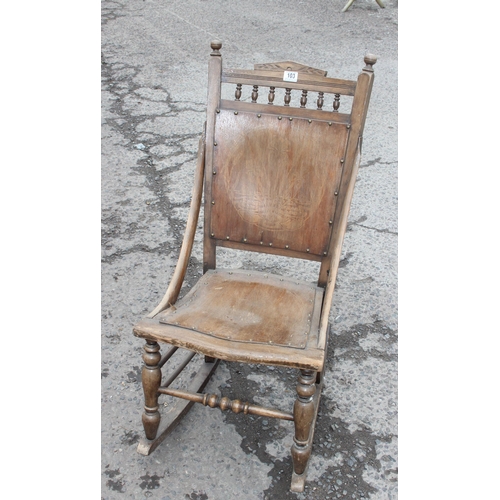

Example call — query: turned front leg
[141,340,162,440]
[291,370,316,480]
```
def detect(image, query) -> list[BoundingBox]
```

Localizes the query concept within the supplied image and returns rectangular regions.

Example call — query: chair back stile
[203,41,223,273]
[317,55,376,349]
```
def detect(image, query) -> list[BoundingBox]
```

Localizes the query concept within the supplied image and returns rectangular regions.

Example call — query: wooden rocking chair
[133,41,376,492]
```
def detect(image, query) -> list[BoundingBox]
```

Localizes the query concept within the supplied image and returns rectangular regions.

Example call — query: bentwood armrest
[147,129,206,318]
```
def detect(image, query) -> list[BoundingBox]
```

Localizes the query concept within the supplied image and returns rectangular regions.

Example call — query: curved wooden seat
[134,269,325,370]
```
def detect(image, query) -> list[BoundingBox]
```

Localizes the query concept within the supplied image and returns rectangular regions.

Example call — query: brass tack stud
[260,241,263,245]
[328,122,332,126]
[285,244,289,249]
[226,236,230,240]
[289,117,293,121]
[214,142,217,146]
[347,124,351,129]
[269,242,273,246]
[234,111,238,115]
[243,238,247,242]
[213,170,216,175]
[278,116,282,120]
[329,220,333,225]
[211,200,215,205]
[340,158,344,163]
[257,113,261,118]
[210,233,215,237]
[306,248,310,253]
[323,251,327,256]
[334,191,338,195]
[308,119,312,123]
[216,109,220,113]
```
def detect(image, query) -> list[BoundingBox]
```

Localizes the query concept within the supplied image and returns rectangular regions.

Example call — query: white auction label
[283,71,298,83]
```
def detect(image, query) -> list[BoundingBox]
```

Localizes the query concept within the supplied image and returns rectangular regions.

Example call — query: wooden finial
[210,40,222,56]
[363,53,377,72]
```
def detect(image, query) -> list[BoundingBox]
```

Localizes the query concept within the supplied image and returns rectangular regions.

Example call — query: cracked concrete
[102,1,397,498]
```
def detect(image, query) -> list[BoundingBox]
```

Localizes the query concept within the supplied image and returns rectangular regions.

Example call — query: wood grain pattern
[220,99,351,124]
[210,110,348,256]
[203,42,223,272]
[134,316,325,370]
[222,69,356,96]
[158,386,294,421]
[254,61,328,76]
[157,269,323,348]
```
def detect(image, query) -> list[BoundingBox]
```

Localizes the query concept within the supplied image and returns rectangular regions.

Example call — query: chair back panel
[209,108,349,256]
[203,45,376,279]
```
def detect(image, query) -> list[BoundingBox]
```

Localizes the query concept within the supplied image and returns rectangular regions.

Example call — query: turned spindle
[205,393,250,414]
[251,85,259,103]
[284,88,291,106]
[141,340,162,440]
[268,86,275,105]
[235,83,242,101]
[291,370,317,476]
[317,91,324,110]
[158,386,294,420]
[300,90,308,108]
[333,93,340,112]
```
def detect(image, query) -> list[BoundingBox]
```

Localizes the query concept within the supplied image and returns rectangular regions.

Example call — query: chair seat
[133,269,326,370]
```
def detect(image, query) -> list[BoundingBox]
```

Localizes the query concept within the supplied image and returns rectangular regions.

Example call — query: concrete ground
[101,1,398,498]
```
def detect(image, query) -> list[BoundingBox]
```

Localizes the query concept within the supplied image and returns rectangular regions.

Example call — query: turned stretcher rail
[158,386,294,421]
